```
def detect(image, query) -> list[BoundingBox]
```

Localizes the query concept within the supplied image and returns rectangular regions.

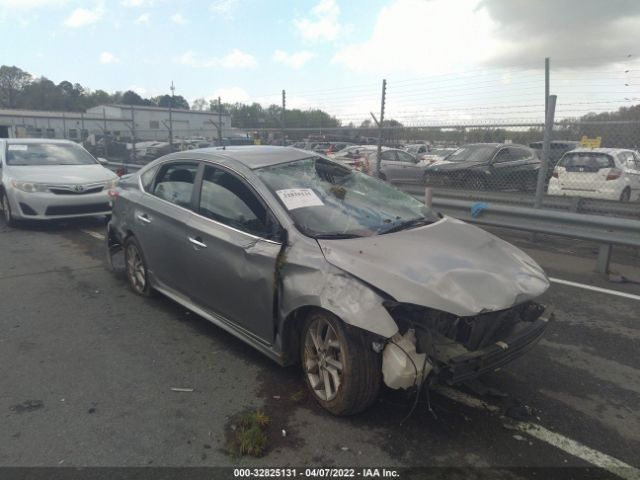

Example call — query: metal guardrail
[405,189,640,274]
[428,198,640,248]
[395,182,640,220]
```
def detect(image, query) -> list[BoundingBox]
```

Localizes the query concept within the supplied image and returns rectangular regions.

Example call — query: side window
[493,149,513,163]
[140,165,159,192]
[509,148,530,161]
[397,151,416,163]
[381,151,396,161]
[198,166,268,237]
[152,162,198,209]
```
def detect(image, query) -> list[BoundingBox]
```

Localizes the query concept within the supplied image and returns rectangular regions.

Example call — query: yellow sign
[580,136,602,148]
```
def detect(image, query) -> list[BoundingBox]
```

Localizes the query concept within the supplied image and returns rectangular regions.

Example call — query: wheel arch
[278,287,397,366]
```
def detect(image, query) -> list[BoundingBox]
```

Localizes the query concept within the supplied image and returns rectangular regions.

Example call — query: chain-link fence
[4,56,640,217]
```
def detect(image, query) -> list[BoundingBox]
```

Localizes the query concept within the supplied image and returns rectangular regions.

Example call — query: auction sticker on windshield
[8,145,28,151]
[276,188,324,210]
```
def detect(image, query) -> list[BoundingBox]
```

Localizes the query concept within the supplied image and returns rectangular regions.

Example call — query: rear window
[560,153,614,170]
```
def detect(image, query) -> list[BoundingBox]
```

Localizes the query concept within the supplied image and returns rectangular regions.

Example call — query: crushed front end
[381,301,552,388]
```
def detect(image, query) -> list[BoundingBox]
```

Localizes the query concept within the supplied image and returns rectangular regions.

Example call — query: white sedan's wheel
[1,192,16,227]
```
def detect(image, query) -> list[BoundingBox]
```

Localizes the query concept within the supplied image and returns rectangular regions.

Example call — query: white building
[0,104,230,142]
[85,104,230,141]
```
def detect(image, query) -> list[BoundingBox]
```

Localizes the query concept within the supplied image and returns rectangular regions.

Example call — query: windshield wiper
[313,233,363,239]
[380,217,433,235]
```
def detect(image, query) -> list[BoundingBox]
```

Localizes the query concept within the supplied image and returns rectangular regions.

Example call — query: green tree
[153,94,190,110]
[191,97,207,111]
[0,65,32,108]
[121,90,152,106]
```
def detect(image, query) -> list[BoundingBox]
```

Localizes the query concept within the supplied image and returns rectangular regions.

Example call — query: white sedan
[0,139,119,226]
[547,148,640,202]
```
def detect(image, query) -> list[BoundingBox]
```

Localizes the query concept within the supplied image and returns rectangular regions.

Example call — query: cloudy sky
[1,0,639,124]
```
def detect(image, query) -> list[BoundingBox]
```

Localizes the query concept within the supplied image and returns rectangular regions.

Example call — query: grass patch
[227,410,271,457]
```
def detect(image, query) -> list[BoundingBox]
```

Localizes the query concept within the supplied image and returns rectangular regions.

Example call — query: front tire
[301,311,381,416]
[124,236,152,296]
[1,191,17,227]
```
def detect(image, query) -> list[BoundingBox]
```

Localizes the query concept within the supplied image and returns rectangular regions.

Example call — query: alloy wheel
[303,316,344,401]
[126,243,147,294]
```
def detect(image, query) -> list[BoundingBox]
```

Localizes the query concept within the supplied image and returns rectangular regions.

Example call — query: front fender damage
[280,260,399,339]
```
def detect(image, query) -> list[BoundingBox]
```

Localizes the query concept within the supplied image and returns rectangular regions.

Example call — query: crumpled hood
[317,217,549,317]
[7,165,116,184]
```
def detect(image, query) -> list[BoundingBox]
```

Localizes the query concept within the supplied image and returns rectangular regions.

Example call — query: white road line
[81,230,105,241]
[515,423,640,480]
[549,277,640,302]
[432,385,640,480]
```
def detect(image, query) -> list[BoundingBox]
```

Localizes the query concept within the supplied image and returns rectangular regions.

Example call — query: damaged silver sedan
[107,146,551,415]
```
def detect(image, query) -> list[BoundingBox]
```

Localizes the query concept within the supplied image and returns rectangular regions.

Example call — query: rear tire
[124,236,152,296]
[378,172,387,181]
[620,188,631,202]
[301,311,381,416]
[1,191,17,228]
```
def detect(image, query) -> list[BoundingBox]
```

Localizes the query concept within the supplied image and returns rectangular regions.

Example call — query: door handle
[188,237,207,248]
[137,214,151,224]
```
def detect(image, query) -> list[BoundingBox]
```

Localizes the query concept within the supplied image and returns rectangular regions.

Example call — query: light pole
[169,81,175,148]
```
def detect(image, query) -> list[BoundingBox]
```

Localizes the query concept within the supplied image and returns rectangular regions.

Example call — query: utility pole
[62,113,67,139]
[80,112,85,141]
[218,96,223,146]
[169,81,175,148]
[375,79,387,178]
[545,57,550,118]
[103,107,108,158]
[130,105,136,168]
[534,94,557,209]
[281,89,286,146]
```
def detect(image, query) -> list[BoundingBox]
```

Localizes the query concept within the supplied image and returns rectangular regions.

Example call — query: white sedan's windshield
[256,157,435,238]
[6,143,98,166]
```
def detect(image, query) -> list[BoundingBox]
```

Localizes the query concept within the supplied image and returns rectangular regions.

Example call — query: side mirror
[97,157,109,165]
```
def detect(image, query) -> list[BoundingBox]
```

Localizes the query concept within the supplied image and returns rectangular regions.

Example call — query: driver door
[184,164,283,343]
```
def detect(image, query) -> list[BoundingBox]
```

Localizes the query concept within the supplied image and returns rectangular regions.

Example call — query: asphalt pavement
[0,216,639,479]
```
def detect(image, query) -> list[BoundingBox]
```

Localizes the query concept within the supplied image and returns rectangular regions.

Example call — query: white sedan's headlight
[11,180,48,193]
[104,178,119,189]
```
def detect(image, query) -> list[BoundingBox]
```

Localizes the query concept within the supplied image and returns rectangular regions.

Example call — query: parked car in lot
[423,143,541,190]
[404,144,430,157]
[421,147,457,165]
[547,148,640,202]
[361,148,429,182]
[107,146,551,416]
[0,139,118,226]
[326,142,355,154]
[529,140,580,168]
[330,144,378,172]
